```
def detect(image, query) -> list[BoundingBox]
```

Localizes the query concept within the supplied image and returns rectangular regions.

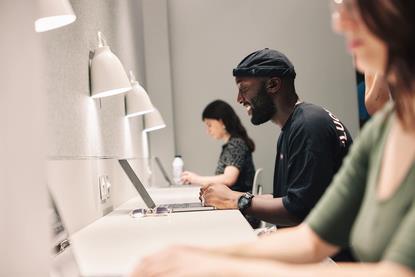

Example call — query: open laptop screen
[119,159,214,213]
[118,159,156,209]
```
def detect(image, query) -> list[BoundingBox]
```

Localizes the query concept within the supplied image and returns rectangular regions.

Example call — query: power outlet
[99,175,111,201]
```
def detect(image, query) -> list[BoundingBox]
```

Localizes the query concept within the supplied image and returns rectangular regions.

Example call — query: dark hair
[202,100,255,152]
[357,0,415,129]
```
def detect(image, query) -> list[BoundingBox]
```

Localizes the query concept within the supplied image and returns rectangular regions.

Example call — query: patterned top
[215,136,255,192]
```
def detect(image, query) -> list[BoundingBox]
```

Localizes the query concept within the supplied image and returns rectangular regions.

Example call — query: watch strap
[238,192,254,214]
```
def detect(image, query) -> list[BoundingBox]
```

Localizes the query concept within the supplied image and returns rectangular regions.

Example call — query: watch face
[238,196,249,210]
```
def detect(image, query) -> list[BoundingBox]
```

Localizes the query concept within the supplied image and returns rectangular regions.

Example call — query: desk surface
[71,186,256,277]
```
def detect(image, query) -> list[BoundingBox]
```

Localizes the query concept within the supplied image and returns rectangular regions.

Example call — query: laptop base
[159,202,215,213]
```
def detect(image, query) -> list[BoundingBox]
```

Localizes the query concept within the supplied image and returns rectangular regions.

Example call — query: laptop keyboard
[161,202,202,209]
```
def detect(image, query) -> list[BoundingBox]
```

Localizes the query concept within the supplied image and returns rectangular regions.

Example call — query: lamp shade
[125,72,155,118]
[143,109,166,132]
[90,45,131,99]
[35,0,76,32]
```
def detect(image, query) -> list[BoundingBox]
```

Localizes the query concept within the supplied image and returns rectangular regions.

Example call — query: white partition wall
[0,1,49,276]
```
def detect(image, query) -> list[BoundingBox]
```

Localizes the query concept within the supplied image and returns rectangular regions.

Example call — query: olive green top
[306,104,415,270]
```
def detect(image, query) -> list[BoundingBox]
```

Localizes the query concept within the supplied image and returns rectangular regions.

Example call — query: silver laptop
[119,159,214,212]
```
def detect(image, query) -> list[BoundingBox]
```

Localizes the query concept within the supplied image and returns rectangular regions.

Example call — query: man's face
[236,77,276,125]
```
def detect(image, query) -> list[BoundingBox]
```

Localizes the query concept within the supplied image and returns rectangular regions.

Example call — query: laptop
[119,159,215,212]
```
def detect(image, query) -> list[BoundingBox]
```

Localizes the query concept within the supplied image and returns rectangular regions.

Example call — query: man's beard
[250,83,276,125]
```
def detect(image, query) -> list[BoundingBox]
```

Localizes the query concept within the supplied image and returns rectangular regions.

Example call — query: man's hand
[200,184,243,209]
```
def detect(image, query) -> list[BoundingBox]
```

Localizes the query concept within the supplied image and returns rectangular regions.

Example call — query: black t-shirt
[273,102,352,220]
[215,137,255,192]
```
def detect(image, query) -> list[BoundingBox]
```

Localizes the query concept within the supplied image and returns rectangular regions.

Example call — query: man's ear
[266,77,281,94]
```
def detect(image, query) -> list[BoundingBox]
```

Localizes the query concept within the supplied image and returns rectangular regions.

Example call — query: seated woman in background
[133,0,415,276]
[181,99,255,194]
[181,100,260,228]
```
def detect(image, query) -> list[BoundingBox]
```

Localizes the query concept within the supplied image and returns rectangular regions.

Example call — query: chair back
[252,168,263,195]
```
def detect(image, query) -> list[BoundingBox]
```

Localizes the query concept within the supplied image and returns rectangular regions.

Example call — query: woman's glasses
[130,207,172,218]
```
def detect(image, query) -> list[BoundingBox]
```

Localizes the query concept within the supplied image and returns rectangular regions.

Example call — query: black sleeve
[282,123,337,220]
[221,138,248,170]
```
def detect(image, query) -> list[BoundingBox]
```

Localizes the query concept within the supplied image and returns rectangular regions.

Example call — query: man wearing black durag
[202,48,352,228]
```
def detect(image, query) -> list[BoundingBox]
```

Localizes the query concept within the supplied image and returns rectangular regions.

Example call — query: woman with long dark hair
[133,0,415,276]
[181,99,256,194]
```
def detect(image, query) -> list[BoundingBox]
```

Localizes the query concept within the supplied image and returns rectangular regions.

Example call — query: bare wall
[1,1,49,276]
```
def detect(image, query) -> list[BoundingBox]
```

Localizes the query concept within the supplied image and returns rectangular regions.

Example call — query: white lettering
[325,108,348,144]
[334,120,345,131]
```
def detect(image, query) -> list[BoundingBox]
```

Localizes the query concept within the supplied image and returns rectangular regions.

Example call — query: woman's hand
[181,171,201,185]
[181,166,239,187]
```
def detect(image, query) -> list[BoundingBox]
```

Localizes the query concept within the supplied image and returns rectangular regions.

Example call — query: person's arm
[215,223,338,263]
[181,165,239,186]
[201,183,300,225]
[132,247,414,277]
[247,196,301,226]
[216,193,415,276]
[131,219,414,277]
[364,73,390,115]
[131,217,414,276]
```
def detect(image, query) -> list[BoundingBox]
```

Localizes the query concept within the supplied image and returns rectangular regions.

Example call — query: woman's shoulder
[228,137,249,150]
